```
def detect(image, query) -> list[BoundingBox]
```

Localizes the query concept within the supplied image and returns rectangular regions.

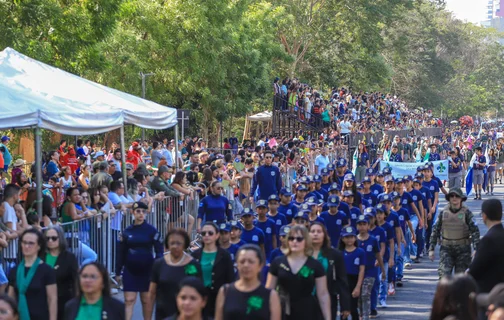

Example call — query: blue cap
[327,164,335,171]
[344,173,354,181]
[357,215,369,224]
[294,211,309,221]
[336,158,347,168]
[341,226,357,237]
[366,168,375,176]
[268,194,280,202]
[280,188,292,197]
[423,165,433,172]
[219,223,231,232]
[414,172,424,179]
[343,190,354,197]
[384,175,394,183]
[327,195,340,207]
[376,171,384,177]
[413,179,422,184]
[416,166,424,172]
[279,225,291,236]
[389,191,401,200]
[241,208,253,217]
[364,207,376,217]
[297,185,308,191]
[379,194,392,203]
[382,167,392,175]
[256,200,268,208]
[328,183,340,192]
[403,175,413,181]
[321,168,330,176]
[299,176,310,184]
[376,203,386,212]
[313,175,322,183]
[230,220,243,230]
[357,184,364,190]
[1,136,9,142]
[362,177,372,183]
[426,161,434,168]
[394,178,404,184]
[300,203,312,211]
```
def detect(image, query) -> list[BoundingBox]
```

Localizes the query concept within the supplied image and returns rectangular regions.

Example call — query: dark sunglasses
[449,194,461,199]
[288,236,304,242]
[46,236,59,242]
[201,231,215,236]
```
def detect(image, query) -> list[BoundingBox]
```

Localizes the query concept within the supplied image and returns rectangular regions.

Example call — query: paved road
[119,184,502,319]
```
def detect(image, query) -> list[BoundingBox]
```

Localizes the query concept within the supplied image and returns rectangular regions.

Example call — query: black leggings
[346,274,359,320]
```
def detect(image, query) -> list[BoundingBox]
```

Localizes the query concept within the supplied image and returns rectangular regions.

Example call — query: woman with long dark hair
[8,229,57,320]
[309,222,350,320]
[63,262,125,320]
[191,222,234,316]
[44,226,78,320]
[215,244,281,320]
[165,277,211,320]
[197,181,233,232]
[430,274,478,320]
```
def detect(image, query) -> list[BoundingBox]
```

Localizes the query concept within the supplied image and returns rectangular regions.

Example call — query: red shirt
[126,150,142,169]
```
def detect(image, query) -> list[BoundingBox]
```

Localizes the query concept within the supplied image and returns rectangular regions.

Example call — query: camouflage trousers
[359,277,375,320]
[438,245,472,278]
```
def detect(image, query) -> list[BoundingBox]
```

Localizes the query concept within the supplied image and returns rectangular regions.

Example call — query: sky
[445,0,487,24]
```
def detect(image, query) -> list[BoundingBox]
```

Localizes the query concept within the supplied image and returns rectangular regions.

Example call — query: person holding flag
[472,147,486,200]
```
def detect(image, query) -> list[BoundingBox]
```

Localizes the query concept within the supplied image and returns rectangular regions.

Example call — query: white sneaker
[405,262,412,268]
[379,299,388,308]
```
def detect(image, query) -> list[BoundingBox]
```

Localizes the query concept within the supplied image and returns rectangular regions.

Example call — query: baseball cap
[384,175,394,183]
[389,191,401,200]
[279,225,291,237]
[327,196,340,207]
[313,175,322,183]
[379,194,392,203]
[268,195,280,202]
[294,211,309,221]
[230,220,243,230]
[413,179,422,185]
[126,163,134,170]
[341,226,357,237]
[336,158,347,168]
[416,166,424,172]
[476,283,504,309]
[1,136,9,142]
[364,207,376,217]
[343,190,354,197]
[403,175,413,181]
[344,174,354,181]
[321,168,330,176]
[362,177,372,183]
[382,167,392,175]
[241,208,253,217]
[376,203,386,212]
[158,165,171,174]
[394,178,404,184]
[327,164,335,171]
[300,203,311,211]
[219,223,231,232]
[132,201,148,210]
[256,200,268,208]
[415,172,424,179]
[328,183,340,192]
[357,184,363,190]
[357,215,369,224]
[376,171,384,177]
[299,176,310,184]
[280,188,292,197]
[297,185,308,192]
[366,168,375,176]
[93,151,105,159]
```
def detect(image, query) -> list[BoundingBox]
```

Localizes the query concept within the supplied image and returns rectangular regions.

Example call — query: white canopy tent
[0,47,179,215]
[243,111,272,141]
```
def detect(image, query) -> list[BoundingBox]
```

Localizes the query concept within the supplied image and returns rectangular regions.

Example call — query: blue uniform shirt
[198,194,233,222]
[269,248,285,263]
[474,155,486,170]
[343,247,366,276]
[394,207,410,235]
[422,180,439,208]
[358,152,369,167]
[429,153,441,161]
[362,192,378,208]
[408,189,423,216]
[348,207,362,228]
[241,226,265,247]
[389,153,402,162]
[357,235,380,277]
[320,210,348,247]
[278,202,298,224]
[420,186,432,211]
[376,223,393,261]
[250,165,282,200]
[224,243,240,262]
[267,212,288,247]
[316,188,329,201]
[254,219,276,259]
[400,192,414,216]
[370,184,384,196]
[449,157,462,173]
[386,210,400,242]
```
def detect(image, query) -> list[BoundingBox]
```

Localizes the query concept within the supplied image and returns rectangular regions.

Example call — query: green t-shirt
[75,296,103,320]
[45,253,58,268]
[201,251,217,287]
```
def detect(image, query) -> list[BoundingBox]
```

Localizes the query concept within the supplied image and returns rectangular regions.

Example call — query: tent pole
[35,128,42,218]
[174,123,179,171]
[120,126,128,192]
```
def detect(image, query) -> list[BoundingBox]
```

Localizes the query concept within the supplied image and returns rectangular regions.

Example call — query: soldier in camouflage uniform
[428,187,480,278]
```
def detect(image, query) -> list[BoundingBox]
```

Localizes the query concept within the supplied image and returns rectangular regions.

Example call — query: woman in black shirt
[8,229,57,320]
[148,229,203,320]
[215,244,280,320]
[44,226,78,320]
[266,225,331,320]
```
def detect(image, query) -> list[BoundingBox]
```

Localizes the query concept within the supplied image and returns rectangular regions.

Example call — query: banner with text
[380,160,449,180]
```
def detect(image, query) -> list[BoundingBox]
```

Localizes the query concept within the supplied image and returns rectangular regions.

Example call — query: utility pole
[140,72,154,141]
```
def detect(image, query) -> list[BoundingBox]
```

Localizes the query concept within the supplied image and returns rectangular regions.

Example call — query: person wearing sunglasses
[191,222,234,317]
[44,226,78,320]
[249,150,282,204]
[266,225,331,320]
[63,262,125,320]
[147,229,202,320]
[116,201,163,320]
[428,188,480,279]
[8,229,57,320]
[197,181,233,233]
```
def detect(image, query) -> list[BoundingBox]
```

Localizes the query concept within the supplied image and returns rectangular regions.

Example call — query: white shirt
[83,146,91,166]
[315,155,330,175]
[2,202,17,259]
[340,121,352,134]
